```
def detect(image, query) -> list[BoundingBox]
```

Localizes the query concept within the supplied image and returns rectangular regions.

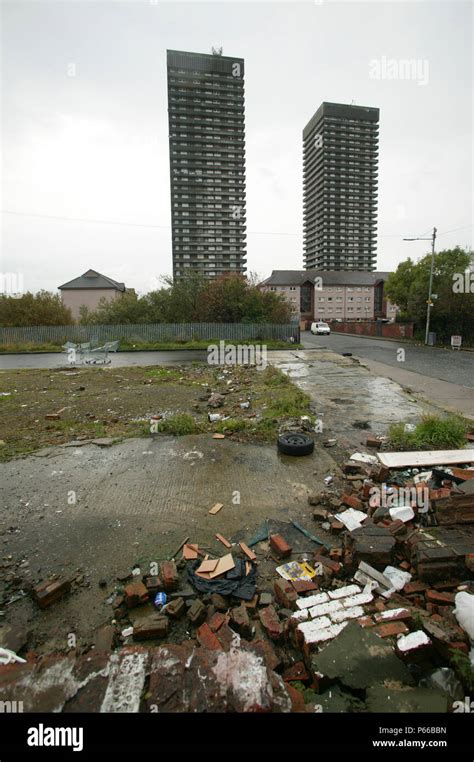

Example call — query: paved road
[0,350,208,370]
[302,332,474,389]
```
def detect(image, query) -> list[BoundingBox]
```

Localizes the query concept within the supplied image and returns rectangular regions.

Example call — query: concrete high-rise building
[303,102,379,271]
[167,50,247,279]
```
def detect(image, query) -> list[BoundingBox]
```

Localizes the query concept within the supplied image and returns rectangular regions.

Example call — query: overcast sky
[2,0,473,295]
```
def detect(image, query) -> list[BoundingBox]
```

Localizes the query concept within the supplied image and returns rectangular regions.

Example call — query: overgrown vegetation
[0,363,313,460]
[155,413,201,436]
[388,415,467,450]
[449,648,474,693]
[385,247,474,343]
[0,291,73,327]
[80,272,293,325]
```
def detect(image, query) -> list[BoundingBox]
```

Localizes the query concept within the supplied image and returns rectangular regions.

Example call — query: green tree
[385,247,474,342]
[0,291,73,326]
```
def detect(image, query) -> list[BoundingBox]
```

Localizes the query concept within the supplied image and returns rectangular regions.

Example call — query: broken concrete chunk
[311,622,413,690]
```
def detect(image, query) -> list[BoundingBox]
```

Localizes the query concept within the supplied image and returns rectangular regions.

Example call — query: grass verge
[388,415,468,450]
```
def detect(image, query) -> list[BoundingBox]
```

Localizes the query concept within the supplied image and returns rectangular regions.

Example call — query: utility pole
[403,226,437,345]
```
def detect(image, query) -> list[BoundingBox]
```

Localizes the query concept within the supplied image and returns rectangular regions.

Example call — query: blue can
[154,592,167,608]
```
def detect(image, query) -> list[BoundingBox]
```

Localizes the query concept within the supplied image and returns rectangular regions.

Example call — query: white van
[310,321,331,335]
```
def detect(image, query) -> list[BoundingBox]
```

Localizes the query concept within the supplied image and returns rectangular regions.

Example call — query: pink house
[58,269,126,320]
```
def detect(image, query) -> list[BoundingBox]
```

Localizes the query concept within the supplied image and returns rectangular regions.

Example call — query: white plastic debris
[383,565,412,591]
[121,627,134,638]
[454,592,474,641]
[349,452,378,465]
[0,647,27,665]
[334,508,367,531]
[208,413,223,422]
[389,505,415,523]
[324,475,334,485]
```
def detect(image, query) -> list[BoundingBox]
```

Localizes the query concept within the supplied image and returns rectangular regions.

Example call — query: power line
[1,209,473,240]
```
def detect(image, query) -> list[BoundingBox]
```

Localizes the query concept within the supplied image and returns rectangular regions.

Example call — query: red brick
[259,605,283,642]
[124,581,149,609]
[330,521,344,533]
[316,555,342,575]
[376,621,409,638]
[363,480,374,498]
[208,612,226,632]
[366,435,382,449]
[341,493,363,510]
[291,579,318,594]
[329,548,344,562]
[399,561,411,570]
[165,597,185,618]
[358,616,376,628]
[403,581,428,595]
[196,622,222,651]
[429,488,452,501]
[133,614,169,640]
[282,661,310,683]
[374,609,412,624]
[160,560,179,591]
[449,641,469,655]
[230,603,252,638]
[426,590,455,605]
[269,534,292,559]
[374,601,387,612]
[33,578,71,609]
[274,579,298,610]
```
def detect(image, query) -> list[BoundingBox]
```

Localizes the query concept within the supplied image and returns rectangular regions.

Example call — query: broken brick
[269,534,292,559]
[208,612,226,632]
[33,578,71,609]
[124,581,149,609]
[133,614,169,640]
[259,605,283,642]
[165,597,185,619]
[425,590,455,605]
[376,621,409,638]
[196,622,222,651]
[188,599,207,625]
[230,603,252,639]
[210,593,228,612]
[341,493,363,510]
[282,661,310,684]
[274,579,298,610]
[160,560,179,591]
[291,580,318,594]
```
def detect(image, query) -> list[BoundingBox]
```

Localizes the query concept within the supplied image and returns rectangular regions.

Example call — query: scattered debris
[209,502,224,515]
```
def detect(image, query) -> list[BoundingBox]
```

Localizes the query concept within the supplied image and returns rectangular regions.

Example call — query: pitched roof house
[58,269,126,320]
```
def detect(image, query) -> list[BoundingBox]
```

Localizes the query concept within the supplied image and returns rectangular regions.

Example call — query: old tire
[277,432,314,456]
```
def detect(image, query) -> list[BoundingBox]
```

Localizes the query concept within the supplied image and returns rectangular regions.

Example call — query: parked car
[310,321,331,335]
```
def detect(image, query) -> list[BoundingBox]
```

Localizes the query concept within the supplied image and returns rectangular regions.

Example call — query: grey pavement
[302,331,474,388]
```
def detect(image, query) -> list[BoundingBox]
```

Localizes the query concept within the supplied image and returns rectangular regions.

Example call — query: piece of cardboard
[183,543,199,560]
[197,558,219,574]
[209,502,224,515]
[208,553,235,578]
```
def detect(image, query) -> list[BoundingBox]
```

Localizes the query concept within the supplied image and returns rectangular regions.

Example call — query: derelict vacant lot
[0,363,312,461]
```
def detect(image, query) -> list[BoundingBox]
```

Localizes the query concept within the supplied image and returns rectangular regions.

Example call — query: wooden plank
[209,502,224,515]
[377,449,474,469]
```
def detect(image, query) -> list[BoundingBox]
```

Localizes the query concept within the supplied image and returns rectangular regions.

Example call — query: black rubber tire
[277,432,315,456]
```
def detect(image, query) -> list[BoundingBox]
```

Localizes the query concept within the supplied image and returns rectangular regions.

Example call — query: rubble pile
[1,448,473,713]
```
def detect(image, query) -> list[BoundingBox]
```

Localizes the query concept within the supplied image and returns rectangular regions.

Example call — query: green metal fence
[0,322,299,345]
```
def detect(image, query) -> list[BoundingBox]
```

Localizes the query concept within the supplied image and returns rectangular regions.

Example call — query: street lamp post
[403,226,437,345]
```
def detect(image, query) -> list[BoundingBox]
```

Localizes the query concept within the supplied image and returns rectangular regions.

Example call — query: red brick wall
[328,321,414,338]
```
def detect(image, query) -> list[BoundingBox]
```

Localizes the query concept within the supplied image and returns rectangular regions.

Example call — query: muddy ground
[0,349,443,658]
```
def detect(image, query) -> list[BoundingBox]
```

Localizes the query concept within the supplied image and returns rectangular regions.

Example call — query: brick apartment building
[260,270,398,323]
